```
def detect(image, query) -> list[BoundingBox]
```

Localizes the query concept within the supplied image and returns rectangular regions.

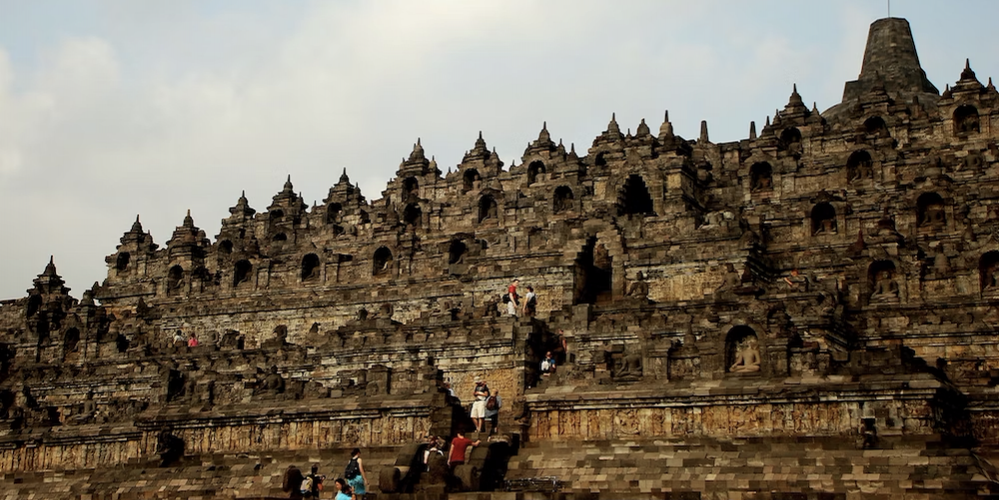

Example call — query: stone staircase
[504,435,997,499]
[0,446,400,500]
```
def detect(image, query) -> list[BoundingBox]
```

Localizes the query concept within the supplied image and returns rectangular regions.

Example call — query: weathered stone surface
[0,16,995,499]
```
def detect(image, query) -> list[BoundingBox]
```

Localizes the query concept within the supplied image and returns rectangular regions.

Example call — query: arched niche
[847,150,874,181]
[219,240,234,255]
[301,253,320,281]
[574,236,612,304]
[779,127,802,151]
[26,295,42,317]
[916,192,946,229]
[954,105,980,135]
[269,209,284,221]
[234,260,253,287]
[272,232,288,242]
[868,260,900,302]
[167,265,184,291]
[811,202,837,235]
[980,251,998,293]
[478,195,498,223]
[725,326,760,373]
[750,162,773,192]
[863,116,890,137]
[527,161,546,186]
[373,246,393,276]
[403,203,422,227]
[462,169,481,193]
[326,203,343,224]
[553,185,574,214]
[402,176,419,196]
[64,327,80,359]
[617,174,654,216]
[116,252,131,272]
[448,240,467,265]
[594,152,607,167]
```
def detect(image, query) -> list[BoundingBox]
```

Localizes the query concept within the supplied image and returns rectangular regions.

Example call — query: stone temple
[0,17,996,500]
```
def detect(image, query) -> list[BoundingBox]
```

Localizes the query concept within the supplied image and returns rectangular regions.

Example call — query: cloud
[0,1,996,299]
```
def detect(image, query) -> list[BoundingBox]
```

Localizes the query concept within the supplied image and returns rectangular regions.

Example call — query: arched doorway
[574,237,613,304]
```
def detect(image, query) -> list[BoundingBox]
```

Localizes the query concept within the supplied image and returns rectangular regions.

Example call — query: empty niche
[234,260,253,287]
[725,326,760,373]
[553,186,574,214]
[980,251,999,293]
[403,203,422,227]
[269,209,284,221]
[219,240,234,255]
[301,253,320,281]
[617,174,654,216]
[478,195,498,223]
[953,105,980,135]
[373,246,393,276]
[115,252,131,272]
[750,162,773,191]
[26,295,42,317]
[462,169,481,193]
[527,161,546,186]
[847,150,874,181]
[916,192,946,229]
[326,203,343,224]
[272,232,287,242]
[811,203,837,235]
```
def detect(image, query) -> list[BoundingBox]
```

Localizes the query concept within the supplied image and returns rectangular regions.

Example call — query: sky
[0,0,997,301]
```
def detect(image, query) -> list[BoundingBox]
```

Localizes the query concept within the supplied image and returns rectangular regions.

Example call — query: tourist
[333,478,354,500]
[506,278,519,316]
[423,435,443,471]
[486,390,502,435]
[343,448,367,497]
[187,332,199,347]
[541,351,556,374]
[470,380,490,432]
[447,430,480,469]
[281,464,304,499]
[554,329,569,365]
[301,464,324,498]
[172,330,185,347]
[521,286,537,317]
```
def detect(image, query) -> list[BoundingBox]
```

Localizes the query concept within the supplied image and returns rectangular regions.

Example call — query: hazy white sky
[0,1,997,300]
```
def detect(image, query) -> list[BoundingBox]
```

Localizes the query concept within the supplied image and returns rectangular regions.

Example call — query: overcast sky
[0,1,997,300]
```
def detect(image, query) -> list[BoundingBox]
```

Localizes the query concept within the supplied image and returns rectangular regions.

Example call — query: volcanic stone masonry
[0,17,996,500]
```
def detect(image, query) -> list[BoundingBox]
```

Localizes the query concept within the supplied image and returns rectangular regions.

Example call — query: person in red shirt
[187,332,199,347]
[447,431,480,468]
[506,279,520,316]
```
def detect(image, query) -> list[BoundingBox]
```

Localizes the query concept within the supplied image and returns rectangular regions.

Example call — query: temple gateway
[0,17,996,499]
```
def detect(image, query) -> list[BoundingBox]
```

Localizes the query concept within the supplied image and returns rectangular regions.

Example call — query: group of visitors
[502,279,537,317]
[422,429,482,472]
[172,330,199,348]
[283,448,368,499]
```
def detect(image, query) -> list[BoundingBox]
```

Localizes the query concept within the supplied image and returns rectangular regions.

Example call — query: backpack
[486,395,498,411]
[300,475,313,494]
[502,294,510,304]
[344,458,360,480]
